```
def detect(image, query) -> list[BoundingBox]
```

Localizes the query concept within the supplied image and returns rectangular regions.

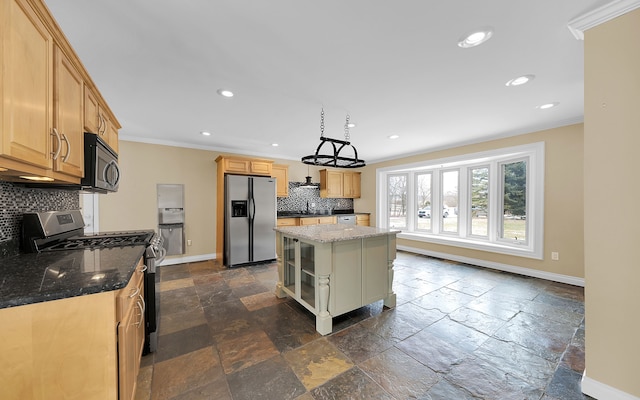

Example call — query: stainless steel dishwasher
[336,215,356,225]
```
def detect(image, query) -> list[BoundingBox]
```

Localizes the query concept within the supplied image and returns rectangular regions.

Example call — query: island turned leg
[316,274,332,335]
[274,249,287,298]
[383,259,397,308]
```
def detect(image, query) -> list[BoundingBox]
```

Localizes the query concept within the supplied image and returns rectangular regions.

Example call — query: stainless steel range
[21,210,165,354]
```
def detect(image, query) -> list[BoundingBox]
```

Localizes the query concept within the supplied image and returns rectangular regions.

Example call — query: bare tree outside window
[387,174,407,229]
[442,170,458,233]
[416,173,432,231]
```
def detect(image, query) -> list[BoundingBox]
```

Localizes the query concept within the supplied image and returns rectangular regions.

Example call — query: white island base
[274,224,398,335]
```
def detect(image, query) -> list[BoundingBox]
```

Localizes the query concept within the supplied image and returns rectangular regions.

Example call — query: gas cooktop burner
[44,231,154,251]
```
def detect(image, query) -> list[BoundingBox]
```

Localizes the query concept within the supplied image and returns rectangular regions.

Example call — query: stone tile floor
[135,251,593,400]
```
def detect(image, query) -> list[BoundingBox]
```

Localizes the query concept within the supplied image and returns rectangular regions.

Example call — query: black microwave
[82,133,120,193]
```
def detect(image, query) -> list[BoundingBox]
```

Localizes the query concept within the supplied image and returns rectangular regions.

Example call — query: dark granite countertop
[277,210,370,218]
[0,245,146,309]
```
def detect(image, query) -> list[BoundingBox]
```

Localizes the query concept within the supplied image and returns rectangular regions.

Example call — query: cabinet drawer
[277,218,298,226]
[117,259,145,321]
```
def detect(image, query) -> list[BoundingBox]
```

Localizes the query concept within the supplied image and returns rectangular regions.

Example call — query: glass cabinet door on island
[284,237,296,293]
[300,242,315,308]
[281,237,317,311]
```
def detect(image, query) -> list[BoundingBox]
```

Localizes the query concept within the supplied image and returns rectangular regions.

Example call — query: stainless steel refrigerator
[224,175,277,267]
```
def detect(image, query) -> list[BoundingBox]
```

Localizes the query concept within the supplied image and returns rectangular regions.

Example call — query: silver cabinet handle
[129,286,140,298]
[61,133,70,162]
[135,301,144,327]
[138,293,145,313]
[51,128,62,160]
[139,264,148,273]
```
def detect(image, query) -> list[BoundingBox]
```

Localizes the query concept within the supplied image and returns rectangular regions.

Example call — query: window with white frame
[377,142,544,259]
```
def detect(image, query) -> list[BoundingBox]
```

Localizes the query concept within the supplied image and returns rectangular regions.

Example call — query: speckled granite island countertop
[274,224,399,243]
[0,245,146,309]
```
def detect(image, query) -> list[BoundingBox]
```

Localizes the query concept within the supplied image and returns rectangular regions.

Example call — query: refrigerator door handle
[248,197,256,221]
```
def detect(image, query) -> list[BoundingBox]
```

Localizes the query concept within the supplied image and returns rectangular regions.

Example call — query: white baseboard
[158,253,217,267]
[396,245,584,287]
[582,371,640,400]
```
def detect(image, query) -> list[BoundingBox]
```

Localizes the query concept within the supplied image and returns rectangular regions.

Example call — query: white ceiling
[46,0,606,164]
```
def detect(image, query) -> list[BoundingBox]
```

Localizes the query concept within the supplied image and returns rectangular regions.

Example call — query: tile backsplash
[0,181,79,258]
[277,182,353,213]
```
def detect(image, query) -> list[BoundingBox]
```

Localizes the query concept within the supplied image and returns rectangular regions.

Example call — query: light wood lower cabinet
[299,216,336,225]
[117,263,145,400]
[277,218,298,227]
[356,214,370,226]
[0,259,146,400]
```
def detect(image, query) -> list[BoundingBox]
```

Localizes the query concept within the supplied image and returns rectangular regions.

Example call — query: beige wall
[357,124,585,279]
[584,9,640,397]
[98,141,217,259]
[97,142,322,261]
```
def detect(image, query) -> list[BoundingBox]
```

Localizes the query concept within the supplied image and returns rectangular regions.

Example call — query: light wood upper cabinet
[216,156,273,176]
[52,45,84,178]
[320,169,361,198]
[1,0,120,183]
[272,164,289,197]
[320,169,343,198]
[84,86,119,154]
[343,171,361,198]
[0,0,53,170]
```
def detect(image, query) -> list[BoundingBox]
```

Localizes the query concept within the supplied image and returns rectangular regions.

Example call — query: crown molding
[568,0,640,40]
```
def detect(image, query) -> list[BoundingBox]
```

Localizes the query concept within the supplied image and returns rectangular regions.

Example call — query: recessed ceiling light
[201,131,212,136]
[536,102,559,109]
[506,75,535,87]
[271,143,279,147]
[388,134,400,140]
[216,89,234,97]
[458,27,494,48]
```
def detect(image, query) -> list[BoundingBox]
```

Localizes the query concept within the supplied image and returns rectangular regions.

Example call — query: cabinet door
[344,172,361,198]
[356,214,370,226]
[1,0,53,169]
[249,161,272,175]
[83,86,99,133]
[320,169,341,198]
[53,46,84,178]
[362,236,388,304]
[107,120,119,153]
[331,240,362,315]
[272,164,289,197]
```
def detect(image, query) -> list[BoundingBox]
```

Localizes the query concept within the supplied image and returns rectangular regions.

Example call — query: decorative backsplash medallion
[0,181,79,258]
[277,182,353,213]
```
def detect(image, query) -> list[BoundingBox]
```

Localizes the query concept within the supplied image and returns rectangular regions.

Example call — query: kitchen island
[274,224,399,335]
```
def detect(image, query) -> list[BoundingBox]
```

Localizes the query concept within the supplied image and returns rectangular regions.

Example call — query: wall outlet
[187,239,192,246]
[551,251,559,261]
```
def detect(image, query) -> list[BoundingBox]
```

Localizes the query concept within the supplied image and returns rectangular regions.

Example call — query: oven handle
[155,246,167,264]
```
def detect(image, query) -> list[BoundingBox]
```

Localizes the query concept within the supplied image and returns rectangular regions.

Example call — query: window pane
[388,174,408,230]
[501,160,527,242]
[415,173,432,231]
[442,170,458,233]
[470,167,489,236]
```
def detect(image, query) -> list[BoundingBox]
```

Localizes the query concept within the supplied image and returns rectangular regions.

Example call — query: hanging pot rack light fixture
[301,108,366,168]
